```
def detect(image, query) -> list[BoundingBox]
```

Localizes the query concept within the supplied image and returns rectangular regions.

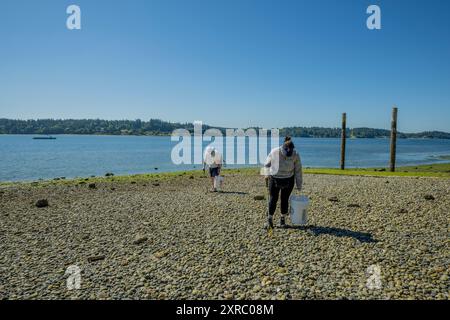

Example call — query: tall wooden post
[340,113,346,170]
[389,107,398,172]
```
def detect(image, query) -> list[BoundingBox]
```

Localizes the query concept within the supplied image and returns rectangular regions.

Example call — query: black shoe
[280,216,288,228]
[264,216,274,230]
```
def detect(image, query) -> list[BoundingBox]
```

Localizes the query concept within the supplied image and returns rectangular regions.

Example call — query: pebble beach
[0,170,448,300]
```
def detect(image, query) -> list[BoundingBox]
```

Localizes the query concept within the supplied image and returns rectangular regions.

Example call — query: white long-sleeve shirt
[264,147,303,189]
[204,150,222,169]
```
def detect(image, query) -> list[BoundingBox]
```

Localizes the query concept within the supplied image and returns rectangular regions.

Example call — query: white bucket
[290,195,309,225]
[214,176,224,190]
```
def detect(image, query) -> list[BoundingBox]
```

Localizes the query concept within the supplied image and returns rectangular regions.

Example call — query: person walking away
[263,137,302,228]
[203,147,223,192]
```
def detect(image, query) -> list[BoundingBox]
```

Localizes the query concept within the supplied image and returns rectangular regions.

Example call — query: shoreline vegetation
[1,118,450,139]
[1,163,449,187]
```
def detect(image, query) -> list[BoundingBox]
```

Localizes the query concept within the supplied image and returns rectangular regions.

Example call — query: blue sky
[1,0,449,132]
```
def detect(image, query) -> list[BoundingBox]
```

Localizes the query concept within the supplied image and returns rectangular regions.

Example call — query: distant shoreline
[1,133,450,140]
[1,119,449,139]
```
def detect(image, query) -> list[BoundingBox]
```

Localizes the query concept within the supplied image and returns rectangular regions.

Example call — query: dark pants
[268,176,295,216]
[209,167,220,177]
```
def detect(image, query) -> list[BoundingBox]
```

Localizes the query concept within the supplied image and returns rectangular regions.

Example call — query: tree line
[0,119,449,139]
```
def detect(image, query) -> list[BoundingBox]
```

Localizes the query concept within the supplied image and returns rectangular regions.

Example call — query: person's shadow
[286,225,377,243]
[218,191,249,195]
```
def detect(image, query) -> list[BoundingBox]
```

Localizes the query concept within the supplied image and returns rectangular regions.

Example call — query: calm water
[1,135,450,182]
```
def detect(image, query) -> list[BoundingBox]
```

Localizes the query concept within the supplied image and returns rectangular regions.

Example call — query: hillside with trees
[0,118,449,139]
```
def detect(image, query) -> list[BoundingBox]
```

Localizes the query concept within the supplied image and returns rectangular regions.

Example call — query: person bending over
[264,137,302,228]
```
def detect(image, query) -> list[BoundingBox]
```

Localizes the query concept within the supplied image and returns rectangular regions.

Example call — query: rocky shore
[0,171,448,300]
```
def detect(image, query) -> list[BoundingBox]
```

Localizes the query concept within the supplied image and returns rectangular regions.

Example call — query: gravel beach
[0,171,448,300]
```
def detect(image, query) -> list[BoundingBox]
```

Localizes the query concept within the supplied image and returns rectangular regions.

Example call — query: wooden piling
[389,107,398,172]
[340,113,346,170]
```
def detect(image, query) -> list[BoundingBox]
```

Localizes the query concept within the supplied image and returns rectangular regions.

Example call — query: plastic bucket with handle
[290,195,309,225]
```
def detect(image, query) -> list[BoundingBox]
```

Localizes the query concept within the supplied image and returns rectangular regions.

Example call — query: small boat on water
[33,136,57,140]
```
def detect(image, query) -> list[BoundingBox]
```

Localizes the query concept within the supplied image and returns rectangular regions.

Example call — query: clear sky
[1,0,449,132]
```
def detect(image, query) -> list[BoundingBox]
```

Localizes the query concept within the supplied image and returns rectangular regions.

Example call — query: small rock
[347,203,360,208]
[154,250,168,259]
[223,293,233,300]
[276,267,287,274]
[87,255,105,263]
[328,196,339,202]
[261,276,272,286]
[153,183,160,187]
[131,181,136,184]
[277,293,287,300]
[35,199,49,208]
[133,236,148,245]
[97,292,108,299]
[424,194,435,200]
[189,176,194,179]
[253,195,265,201]
[88,183,96,189]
